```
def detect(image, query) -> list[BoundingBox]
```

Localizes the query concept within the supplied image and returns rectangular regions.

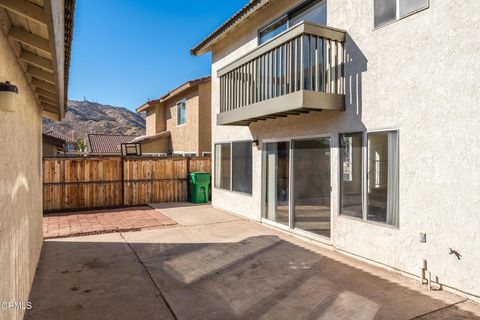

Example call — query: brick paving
[43,206,178,239]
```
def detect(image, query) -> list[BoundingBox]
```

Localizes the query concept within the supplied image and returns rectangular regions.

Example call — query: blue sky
[68,0,246,111]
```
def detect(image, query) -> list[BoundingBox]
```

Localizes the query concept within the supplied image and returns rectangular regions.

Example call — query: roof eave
[191,0,270,56]
[136,100,157,113]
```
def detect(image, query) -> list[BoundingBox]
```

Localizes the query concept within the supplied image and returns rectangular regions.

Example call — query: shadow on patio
[26,232,480,320]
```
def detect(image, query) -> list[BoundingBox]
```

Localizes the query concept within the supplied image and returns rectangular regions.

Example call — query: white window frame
[373,0,429,30]
[338,129,400,229]
[176,99,187,126]
[213,140,253,195]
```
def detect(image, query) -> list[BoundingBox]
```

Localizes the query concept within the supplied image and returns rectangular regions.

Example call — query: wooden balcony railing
[217,22,346,125]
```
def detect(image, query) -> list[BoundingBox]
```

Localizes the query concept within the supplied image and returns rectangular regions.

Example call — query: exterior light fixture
[0,81,19,112]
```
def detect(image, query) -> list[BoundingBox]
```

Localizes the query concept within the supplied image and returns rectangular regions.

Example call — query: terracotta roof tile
[191,0,270,55]
[87,134,140,155]
[44,131,76,143]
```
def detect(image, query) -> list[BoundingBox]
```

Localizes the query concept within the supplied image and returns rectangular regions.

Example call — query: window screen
[374,0,397,27]
[367,131,399,227]
[399,0,428,17]
[232,141,253,194]
[214,143,231,190]
[340,133,363,219]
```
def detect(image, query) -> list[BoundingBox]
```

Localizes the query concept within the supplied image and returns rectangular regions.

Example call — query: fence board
[43,156,211,212]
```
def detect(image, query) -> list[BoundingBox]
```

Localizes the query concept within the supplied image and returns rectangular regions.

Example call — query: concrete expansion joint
[119,232,178,320]
[179,218,245,228]
[409,298,469,320]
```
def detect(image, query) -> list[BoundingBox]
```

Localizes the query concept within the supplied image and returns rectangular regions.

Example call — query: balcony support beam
[217,90,344,126]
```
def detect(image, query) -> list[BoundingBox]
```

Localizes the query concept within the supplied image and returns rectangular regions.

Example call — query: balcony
[217,22,346,126]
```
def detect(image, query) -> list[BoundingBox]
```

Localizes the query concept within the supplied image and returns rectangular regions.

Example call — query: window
[290,0,327,26]
[374,0,429,28]
[232,141,253,194]
[258,0,326,45]
[214,141,253,194]
[340,133,363,219]
[176,99,186,126]
[367,131,399,226]
[338,131,399,227]
[65,143,76,151]
[259,16,288,45]
[173,152,197,157]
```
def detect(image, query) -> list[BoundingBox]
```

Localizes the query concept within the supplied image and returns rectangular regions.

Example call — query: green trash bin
[189,172,211,203]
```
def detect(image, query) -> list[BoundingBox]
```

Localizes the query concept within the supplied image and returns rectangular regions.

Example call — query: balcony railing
[217,22,346,125]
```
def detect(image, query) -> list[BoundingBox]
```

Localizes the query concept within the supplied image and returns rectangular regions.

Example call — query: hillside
[43,100,145,139]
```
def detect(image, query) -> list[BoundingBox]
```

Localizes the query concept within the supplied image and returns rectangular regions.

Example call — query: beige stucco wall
[197,82,212,155]
[143,83,212,155]
[141,138,168,154]
[0,30,43,319]
[210,0,480,298]
[165,88,200,154]
[145,108,157,136]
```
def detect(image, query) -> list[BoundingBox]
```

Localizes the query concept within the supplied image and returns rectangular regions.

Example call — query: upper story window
[258,0,326,45]
[259,16,288,44]
[176,99,186,126]
[374,0,429,28]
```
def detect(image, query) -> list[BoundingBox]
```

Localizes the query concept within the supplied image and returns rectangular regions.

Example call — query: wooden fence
[43,156,211,212]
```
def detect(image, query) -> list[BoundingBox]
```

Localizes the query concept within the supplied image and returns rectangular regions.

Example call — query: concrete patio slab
[25,233,175,320]
[149,202,242,226]
[27,204,480,320]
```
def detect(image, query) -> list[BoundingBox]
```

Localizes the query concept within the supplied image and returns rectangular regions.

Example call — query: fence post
[186,157,191,202]
[121,156,125,207]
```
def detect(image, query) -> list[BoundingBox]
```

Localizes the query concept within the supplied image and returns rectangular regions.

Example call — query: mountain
[43,100,146,139]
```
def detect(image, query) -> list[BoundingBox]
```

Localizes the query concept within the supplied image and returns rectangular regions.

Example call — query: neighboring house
[87,133,140,155]
[136,76,211,156]
[42,131,79,156]
[192,0,480,300]
[0,1,74,319]
[42,132,65,156]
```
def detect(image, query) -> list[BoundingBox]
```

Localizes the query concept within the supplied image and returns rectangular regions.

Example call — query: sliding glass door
[263,137,332,239]
[264,142,290,227]
[293,138,331,238]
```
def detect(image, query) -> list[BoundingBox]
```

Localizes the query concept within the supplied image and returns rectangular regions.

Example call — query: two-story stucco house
[0,0,74,318]
[136,76,212,156]
[192,0,480,300]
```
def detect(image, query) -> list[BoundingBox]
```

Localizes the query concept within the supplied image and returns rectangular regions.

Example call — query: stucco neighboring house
[87,133,140,155]
[0,0,75,318]
[136,76,212,156]
[192,0,480,300]
[42,130,78,156]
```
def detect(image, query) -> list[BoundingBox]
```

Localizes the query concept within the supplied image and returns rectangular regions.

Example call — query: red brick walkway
[43,206,177,239]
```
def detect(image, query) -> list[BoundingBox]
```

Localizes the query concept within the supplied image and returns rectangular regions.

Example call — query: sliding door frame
[261,133,334,244]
